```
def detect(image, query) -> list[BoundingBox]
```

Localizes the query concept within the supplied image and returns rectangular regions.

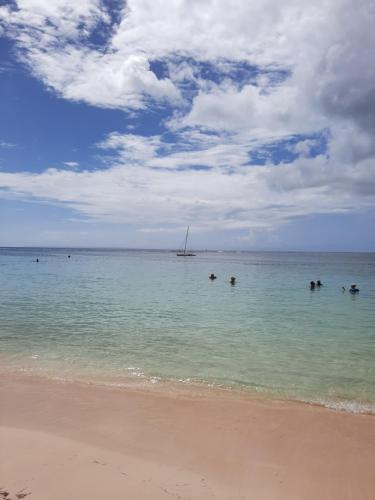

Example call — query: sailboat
[176,226,196,256]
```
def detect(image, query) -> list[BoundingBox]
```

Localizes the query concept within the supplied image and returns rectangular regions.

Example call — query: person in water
[230,276,236,285]
[209,273,217,280]
[349,284,360,293]
[310,281,316,290]
[316,280,323,287]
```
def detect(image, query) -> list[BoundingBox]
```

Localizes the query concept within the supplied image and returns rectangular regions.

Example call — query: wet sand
[1,373,375,499]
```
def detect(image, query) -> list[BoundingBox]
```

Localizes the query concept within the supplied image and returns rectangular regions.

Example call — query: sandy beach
[0,374,374,499]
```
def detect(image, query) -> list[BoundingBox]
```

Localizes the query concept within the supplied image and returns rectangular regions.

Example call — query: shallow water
[0,248,374,412]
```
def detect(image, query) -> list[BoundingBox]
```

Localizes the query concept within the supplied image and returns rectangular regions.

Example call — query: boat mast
[184,226,189,255]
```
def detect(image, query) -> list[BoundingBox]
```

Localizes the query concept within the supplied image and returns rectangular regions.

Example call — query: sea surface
[0,248,374,412]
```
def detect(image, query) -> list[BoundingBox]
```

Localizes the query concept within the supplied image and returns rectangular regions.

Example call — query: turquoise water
[0,248,374,411]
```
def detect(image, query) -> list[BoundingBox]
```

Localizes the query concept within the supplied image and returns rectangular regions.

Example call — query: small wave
[124,366,145,377]
[306,398,375,415]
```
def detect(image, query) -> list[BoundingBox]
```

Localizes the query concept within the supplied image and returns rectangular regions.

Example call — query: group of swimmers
[309,280,323,289]
[209,273,236,285]
[34,257,360,294]
[310,280,360,293]
[209,276,360,292]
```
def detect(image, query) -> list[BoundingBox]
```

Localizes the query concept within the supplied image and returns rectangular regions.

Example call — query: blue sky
[0,0,374,250]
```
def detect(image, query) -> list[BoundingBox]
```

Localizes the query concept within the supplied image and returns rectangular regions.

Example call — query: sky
[0,0,374,251]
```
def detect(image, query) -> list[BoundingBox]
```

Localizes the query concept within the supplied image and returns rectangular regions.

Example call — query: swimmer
[36,258,39,263]
[209,273,217,280]
[349,284,360,294]
[310,281,315,290]
[316,280,323,287]
[230,276,236,285]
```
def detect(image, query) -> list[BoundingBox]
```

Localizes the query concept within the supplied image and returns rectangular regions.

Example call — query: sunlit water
[0,248,374,412]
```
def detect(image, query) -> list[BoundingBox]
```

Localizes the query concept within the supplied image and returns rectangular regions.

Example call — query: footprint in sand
[92,459,107,466]
[0,489,31,499]
[16,491,31,499]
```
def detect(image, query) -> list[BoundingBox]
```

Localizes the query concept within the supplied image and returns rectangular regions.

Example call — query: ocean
[0,248,374,412]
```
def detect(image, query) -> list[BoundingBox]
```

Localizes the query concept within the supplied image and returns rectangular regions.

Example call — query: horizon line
[0,246,374,254]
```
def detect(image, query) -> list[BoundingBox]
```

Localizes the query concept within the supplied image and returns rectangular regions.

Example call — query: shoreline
[1,364,375,416]
[1,372,375,499]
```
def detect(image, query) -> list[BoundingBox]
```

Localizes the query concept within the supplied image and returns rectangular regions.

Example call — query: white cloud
[2,0,374,134]
[0,0,359,114]
[97,133,163,163]
[176,81,322,139]
[0,131,374,234]
[1,0,375,240]
[291,139,320,158]
[27,49,180,110]
[63,161,79,168]
[0,141,16,148]
[0,0,180,110]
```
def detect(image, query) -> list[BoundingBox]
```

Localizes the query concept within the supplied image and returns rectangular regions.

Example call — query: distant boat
[177,226,196,256]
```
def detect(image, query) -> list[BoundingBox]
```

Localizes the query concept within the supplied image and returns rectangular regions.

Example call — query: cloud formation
[0,0,375,240]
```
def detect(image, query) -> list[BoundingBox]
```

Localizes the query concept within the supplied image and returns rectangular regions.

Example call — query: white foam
[309,398,375,415]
